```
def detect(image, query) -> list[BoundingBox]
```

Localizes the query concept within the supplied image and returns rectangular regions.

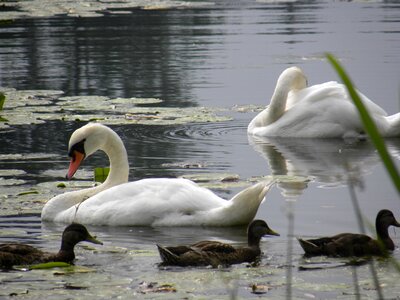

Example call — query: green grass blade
[326,53,400,195]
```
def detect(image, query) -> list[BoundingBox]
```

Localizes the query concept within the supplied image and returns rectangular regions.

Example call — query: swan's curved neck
[41,125,130,222]
[248,67,307,130]
[100,130,129,190]
[268,69,306,124]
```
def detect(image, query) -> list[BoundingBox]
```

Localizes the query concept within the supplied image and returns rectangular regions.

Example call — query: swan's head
[67,123,110,179]
[277,66,307,91]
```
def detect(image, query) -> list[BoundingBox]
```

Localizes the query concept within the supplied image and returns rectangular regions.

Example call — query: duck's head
[376,209,400,229]
[67,123,109,179]
[62,223,103,247]
[248,219,280,240]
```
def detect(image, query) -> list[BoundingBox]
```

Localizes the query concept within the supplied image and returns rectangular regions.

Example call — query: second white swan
[41,123,274,226]
[247,66,400,138]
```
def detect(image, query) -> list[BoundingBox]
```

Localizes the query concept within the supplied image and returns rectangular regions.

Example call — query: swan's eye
[68,139,86,159]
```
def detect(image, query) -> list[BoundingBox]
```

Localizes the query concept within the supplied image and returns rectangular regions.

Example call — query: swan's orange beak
[67,150,85,179]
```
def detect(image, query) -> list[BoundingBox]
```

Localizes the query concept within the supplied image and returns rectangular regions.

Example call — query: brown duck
[0,223,103,269]
[298,209,400,257]
[157,219,279,267]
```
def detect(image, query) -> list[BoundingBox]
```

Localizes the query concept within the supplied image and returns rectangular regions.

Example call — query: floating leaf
[251,283,271,294]
[94,167,110,183]
[138,281,177,294]
[17,190,39,196]
[29,262,71,270]
[53,265,97,275]
[0,169,26,177]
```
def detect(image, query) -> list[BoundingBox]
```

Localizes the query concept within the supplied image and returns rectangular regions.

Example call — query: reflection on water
[248,135,399,186]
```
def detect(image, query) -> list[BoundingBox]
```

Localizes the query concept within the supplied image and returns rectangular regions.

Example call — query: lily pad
[179,172,240,183]
[0,153,59,161]
[0,178,26,186]
[0,0,214,20]
[0,169,26,177]
[0,89,232,127]
[29,262,71,270]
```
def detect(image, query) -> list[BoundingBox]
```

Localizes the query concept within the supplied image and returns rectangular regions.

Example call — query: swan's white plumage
[41,123,274,226]
[248,67,400,138]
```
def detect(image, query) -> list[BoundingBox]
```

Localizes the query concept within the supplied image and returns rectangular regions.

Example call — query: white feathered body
[42,178,272,227]
[248,79,400,138]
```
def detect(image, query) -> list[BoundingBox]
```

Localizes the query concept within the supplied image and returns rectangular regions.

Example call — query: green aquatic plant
[0,92,7,122]
[0,92,5,110]
[94,167,110,183]
[29,261,71,270]
[326,53,400,194]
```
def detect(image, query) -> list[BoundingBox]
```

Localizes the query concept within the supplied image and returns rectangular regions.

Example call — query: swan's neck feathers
[212,180,275,226]
[41,184,103,221]
[42,125,130,222]
[102,129,129,187]
[385,112,400,137]
[248,67,307,132]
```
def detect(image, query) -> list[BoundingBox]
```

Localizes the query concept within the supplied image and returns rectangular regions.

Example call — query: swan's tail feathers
[297,238,320,255]
[157,244,179,265]
[385,112,400,137]
[230,178,275,204]
[222,179,275,226]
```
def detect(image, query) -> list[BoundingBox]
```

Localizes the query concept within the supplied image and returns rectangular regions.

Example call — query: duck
[297,209,400,257]
[41,123,275,226]
[247,66,400,138]
[156,219,279,267]
[0,223,103,269]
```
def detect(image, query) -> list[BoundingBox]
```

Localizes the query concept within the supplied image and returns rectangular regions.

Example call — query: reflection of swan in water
[248,135,400,190]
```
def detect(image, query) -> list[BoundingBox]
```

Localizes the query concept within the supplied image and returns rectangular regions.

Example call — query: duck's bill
[394,220,400,227]
[266,228,280,236]
[86,235,103,245]
[66,150,85,179]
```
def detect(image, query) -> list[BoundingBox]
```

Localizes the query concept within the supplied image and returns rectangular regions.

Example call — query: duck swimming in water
[248,67,400,138]
[0,223,102,269]
[41,123,275,227]
[297,209,400,257]
[157,219,279,267]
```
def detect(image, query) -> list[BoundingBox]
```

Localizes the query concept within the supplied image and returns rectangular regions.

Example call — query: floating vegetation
[180,172,240,183]
[0,89,231,128]
[0,0,214,20]
[29,262,71,270]
[0,169,26,177]
[94,167,110,183]
[17,190,39,196]
[0,92,5,110]
[0,178,26,186]
[0,153,59,161]
[138,281,177,294]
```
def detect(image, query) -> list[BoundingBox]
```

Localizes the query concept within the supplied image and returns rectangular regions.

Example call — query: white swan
[41,123,274,226]
[247,66,400,138]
